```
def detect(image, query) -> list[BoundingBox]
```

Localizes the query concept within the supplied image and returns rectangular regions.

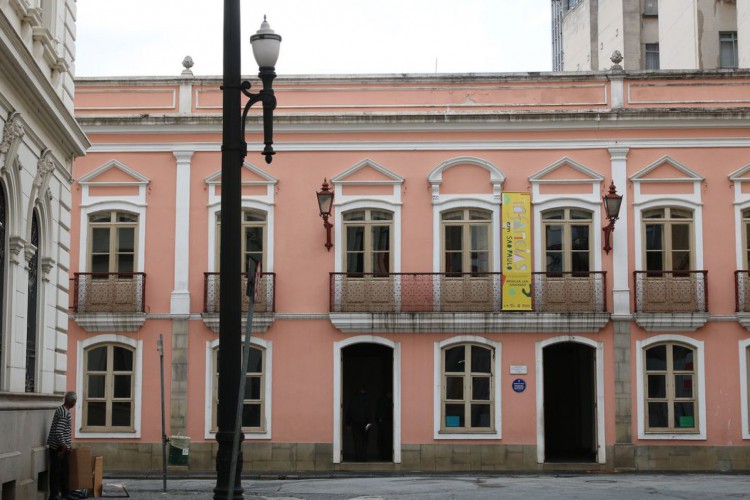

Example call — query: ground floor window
[440,343,495,432]
[206,338,272,438]
[637,335,705,440]
[83,343,135,431]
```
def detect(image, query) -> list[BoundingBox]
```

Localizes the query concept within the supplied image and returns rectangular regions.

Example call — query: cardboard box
[68,447,92,490]
[92,455,103,497]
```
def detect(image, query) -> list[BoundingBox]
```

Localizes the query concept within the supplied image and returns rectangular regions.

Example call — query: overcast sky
[75,0,552,77]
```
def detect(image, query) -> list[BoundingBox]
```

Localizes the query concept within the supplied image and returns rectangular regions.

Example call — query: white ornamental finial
[182,55,194,76]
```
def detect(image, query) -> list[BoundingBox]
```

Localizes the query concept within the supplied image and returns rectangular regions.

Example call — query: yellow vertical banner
[502,192,532,310]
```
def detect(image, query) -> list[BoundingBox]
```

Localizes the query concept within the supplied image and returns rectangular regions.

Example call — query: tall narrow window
[216,210,267,272]
[89,211,138,274]
[542,208,592,273]
[25,212,39,392]
[343,209,392,274]
[441,343,494,432]
[212,345,266,432]
[743,209,750,269]
[83,343,135,431]
[644,343,697,432]
[645,43,660,70]
[643,208,693,271]
[720,32,738,69]
[442,209,491,275]
[0,185,5,388]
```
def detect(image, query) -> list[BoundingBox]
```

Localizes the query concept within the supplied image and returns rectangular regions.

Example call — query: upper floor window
[442,209,491,275]
[89,211,138,274]
[211,344,266,433]
[642,208,693,271]
[643,0,658,16]
[720,32,738,69]
[542,208,592,273]
[441,343,494,432]
[343,209,392,274]
[216,210,266,272]
[644,342,697,433]
[645,43,660,70]
[742,209,750,269]
[83,343,135,432]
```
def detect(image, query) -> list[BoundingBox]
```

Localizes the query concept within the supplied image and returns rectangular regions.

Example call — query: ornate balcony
[329,272,609,333]
[72,272,147,332]
[633,270,708,332]
[73,272,146,313]
[202,272,276,333]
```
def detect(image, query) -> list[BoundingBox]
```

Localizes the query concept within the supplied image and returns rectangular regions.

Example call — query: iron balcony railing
[633,270,708,313]
[735,271,750,312]
[203,272,276,313]
[73,272,146,313]
[329,271,606,313]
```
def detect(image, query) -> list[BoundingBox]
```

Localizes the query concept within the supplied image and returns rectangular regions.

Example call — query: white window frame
[206,162,277,273]
[740,339,750,440]
[428,157,504,273]
[636,334,706,440]
[204,336,272,440]
[630,157,704,272]
[433,336,501,440]
[75,334,143,438]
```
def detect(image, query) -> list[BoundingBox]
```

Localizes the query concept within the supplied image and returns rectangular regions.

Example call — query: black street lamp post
[215,3,280,499]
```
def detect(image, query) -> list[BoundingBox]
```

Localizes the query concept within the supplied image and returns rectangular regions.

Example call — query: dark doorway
[543,342,596,462]
[342,343,393,462]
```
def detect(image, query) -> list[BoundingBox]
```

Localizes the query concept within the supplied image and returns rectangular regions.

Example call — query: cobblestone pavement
[108,473,750,499]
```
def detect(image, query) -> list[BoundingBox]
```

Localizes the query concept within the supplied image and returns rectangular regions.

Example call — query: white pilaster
[171,150,193,315]
[739,0,750,69]
[609,147,630,316]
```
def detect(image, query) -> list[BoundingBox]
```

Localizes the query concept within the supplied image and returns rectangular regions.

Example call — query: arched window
[441,209,491,275]
[83,343,136,431]
[542,208,592,273]
[643,342,697,432]
[343,209,393,274]
[642,207,693,271]
[25,211,39,392]
[440,343,494,432]
[88,210,138,274]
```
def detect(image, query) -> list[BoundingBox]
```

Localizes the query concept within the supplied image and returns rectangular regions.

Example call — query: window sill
[75,429,140,439]
[201,313,274,334]
[434,430,501,440]
[638,431,705,440]
[633,313,708,332]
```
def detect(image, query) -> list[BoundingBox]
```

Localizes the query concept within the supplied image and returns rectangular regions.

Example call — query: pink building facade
[68,68,750,472]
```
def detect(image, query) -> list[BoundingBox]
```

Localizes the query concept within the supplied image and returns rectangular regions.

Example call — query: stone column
[739,0,750,69]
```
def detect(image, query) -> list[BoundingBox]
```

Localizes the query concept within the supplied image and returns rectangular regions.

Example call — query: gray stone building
[552,0,750,71]
[0,1,88,498]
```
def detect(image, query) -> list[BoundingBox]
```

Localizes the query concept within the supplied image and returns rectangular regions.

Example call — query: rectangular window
[644,343,697,432]
[343,210,393,275]
[441,344,494,432]
[643,0,658,16]
[720,32,738,69]
[542,208,592,274]
[212,346,266,433]
[645,43,660,70]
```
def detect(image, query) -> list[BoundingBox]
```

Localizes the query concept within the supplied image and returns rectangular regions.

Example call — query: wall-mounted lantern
[316,179,334,251]
[602,180,623,254]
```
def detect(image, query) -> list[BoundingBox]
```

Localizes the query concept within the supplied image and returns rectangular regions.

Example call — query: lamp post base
[214,430,244,500]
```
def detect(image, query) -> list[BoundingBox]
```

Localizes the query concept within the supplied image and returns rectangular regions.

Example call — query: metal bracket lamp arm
[240,67,278,164]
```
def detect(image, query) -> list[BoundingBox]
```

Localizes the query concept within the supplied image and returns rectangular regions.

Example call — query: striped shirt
[47,405,72,449]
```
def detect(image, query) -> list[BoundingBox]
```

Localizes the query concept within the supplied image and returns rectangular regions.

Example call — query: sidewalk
[106,472,750,499]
